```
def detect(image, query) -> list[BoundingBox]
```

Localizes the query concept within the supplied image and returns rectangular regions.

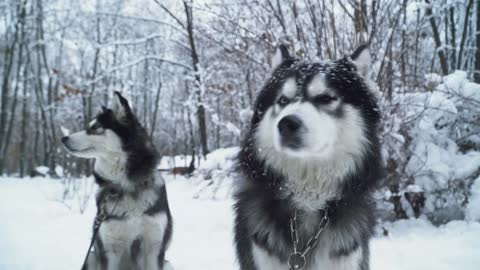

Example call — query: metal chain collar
[288,209,329,270]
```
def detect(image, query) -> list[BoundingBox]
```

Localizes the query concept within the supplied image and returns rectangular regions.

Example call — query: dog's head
[253,44,379,167]
[62,92,158,183]
[62,92,138,159]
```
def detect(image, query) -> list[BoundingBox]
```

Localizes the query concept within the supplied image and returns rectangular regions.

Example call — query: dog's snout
[278,115,302,135]
[61,136,69,144]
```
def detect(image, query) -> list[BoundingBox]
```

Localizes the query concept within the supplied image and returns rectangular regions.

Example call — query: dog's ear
[112,91,132,120]
[271,44,292,71]
[350,44,370,78]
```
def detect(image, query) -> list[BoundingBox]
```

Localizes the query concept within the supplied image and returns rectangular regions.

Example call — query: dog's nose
[278,115,302,135]
[61,136,69,144]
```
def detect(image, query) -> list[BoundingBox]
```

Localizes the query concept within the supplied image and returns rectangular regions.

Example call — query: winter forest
[1,0,480,269]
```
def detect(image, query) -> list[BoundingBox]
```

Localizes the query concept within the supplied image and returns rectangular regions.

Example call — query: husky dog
[234,44,383,270]
[62,92,172,270]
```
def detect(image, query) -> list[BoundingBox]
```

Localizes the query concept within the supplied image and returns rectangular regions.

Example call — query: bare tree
[475,0,480,83]
[425,0,449,75]
[457,0,474,70]
[154,0,209,159]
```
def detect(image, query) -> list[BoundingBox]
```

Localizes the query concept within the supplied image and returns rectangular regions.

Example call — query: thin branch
[152,0,186,29]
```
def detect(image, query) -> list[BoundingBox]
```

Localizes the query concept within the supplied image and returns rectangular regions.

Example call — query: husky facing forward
[234,45,383,270]
[62,92,172,270]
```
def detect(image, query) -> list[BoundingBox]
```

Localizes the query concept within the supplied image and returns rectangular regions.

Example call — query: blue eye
[277,96,290,106]
[313,94,337,104]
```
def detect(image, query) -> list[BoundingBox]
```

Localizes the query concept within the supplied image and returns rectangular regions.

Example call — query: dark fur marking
[330,240,359,258]
[277,44,291,61]
[130,237,142,262]
[159,207,173,268]
[234,208,259,270]
[93,172,112,187]
[157,250,166,269]
[351,44,369,61]
[95,235,108,269]
[144,185,169,216]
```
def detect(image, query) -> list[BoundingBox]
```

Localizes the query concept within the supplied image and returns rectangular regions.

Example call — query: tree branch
[153,0,186,29]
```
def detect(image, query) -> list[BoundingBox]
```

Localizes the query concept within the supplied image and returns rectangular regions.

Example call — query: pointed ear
[112,91,132,119]
[350,44,370,77]
[271,44,291,71]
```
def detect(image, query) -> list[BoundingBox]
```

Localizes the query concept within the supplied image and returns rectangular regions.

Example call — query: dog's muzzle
[61,136,74,151]
[61,136,90,153]
[278,115,304,149]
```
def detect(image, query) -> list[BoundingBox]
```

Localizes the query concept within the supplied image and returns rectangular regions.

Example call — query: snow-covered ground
[1,176,480,270]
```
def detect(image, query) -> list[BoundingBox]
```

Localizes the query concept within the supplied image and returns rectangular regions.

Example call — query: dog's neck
[262,151,359,211]
[94,155,156,193]
[93,171,155,195]
[94,155,132,191]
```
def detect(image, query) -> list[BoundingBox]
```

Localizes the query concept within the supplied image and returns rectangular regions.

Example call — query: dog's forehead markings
[307,73,328,97]
[281,78,297,98]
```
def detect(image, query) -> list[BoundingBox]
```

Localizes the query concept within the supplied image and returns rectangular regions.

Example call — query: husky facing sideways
[234,44,383,270]
[62,92,172,270]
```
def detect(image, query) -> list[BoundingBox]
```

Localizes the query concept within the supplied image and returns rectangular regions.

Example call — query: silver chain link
[288,209,329,270]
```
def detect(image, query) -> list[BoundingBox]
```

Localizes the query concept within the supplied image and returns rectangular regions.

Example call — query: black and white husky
[62,92,172,270]
[234,45,383,270]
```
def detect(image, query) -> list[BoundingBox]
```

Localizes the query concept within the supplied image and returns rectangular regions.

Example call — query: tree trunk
[184,0,209,158]
[449,7,457,70]
[475,0,480,83]
[425,0,449,75]
[33,106,40,173]
[0,1,22,174]
[2,40,25,171]
[401,0,407,86]
[369,0,378,43]
[185,80,196,175]
[143,42,150,128]
[414,7,420,85]
[457,0,474,70]
[150,74,162,139]
[20,53,29,177]
[353,0,368,43]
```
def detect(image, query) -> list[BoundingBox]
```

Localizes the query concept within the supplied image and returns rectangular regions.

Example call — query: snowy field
[1,176,480,270]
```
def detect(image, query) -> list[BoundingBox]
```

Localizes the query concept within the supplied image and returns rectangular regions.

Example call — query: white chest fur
[100,212,168,254]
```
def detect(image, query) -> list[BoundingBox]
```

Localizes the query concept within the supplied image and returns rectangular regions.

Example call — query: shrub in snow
[193,147,239,200]
[466,176,480,222]
[380,71,480,224]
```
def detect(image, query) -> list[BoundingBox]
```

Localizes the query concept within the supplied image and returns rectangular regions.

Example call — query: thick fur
[234,45,383,270]
[62,92,172,270]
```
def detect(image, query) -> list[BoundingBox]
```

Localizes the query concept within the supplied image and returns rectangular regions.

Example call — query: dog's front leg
[104,251,121,270]
[141,245,163,270]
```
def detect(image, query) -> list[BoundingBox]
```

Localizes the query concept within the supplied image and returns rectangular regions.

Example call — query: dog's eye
[313,94,337,104]
[277,96,290,106]
[87,123,105,135]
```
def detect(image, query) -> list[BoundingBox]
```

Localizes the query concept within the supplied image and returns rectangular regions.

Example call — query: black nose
[278,115,302,136]
[61,136,69,144]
